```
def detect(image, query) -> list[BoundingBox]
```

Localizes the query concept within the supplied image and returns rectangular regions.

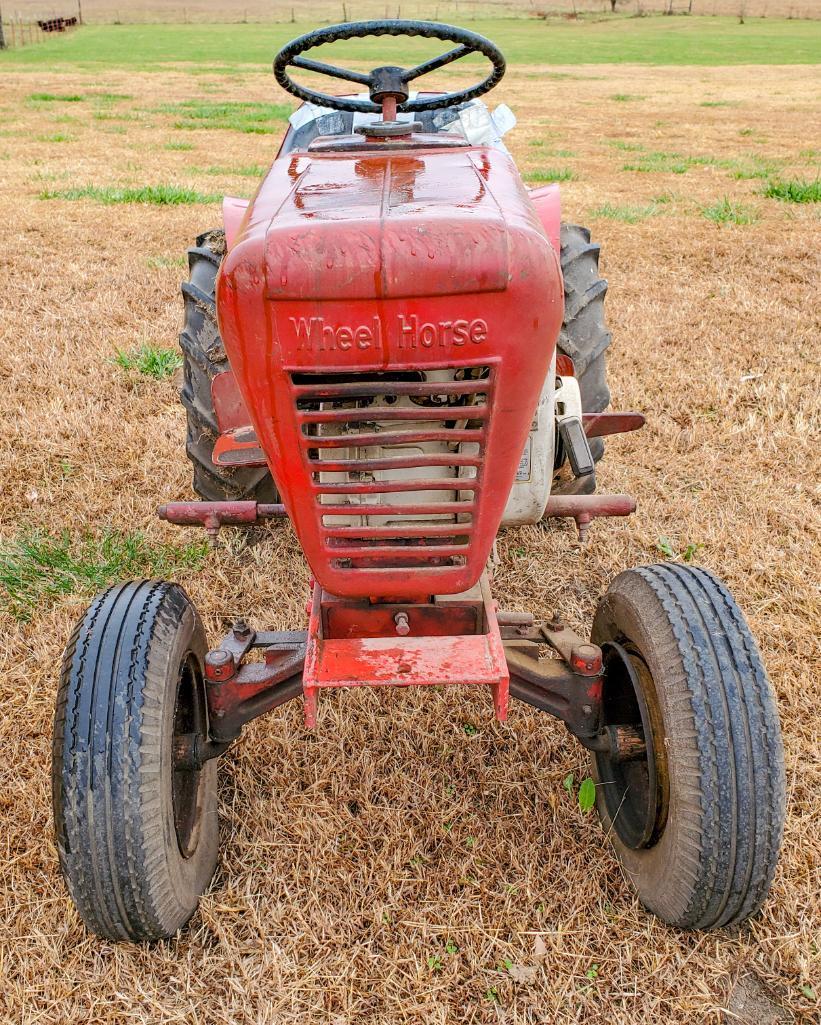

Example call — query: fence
[3,0,820,24]
[0,7,80,48]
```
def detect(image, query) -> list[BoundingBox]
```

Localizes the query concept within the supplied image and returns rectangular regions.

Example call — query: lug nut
[394,612,410,636]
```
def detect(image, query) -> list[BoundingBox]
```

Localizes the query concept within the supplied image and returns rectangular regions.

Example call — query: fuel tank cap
[355,120,424,138]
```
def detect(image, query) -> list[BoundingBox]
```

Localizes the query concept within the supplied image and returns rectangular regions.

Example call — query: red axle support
[301,573,509,728]
[543,493,636,543]
[183,599,610,767]
[157,501,286,542]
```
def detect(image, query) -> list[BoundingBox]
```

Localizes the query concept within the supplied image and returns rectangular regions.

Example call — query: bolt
[582,704,592,715]
[232,617,251,640]
[204,513,221,546]
[394,612,410,636]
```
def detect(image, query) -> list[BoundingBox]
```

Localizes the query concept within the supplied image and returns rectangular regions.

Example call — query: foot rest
[302,580,509,727]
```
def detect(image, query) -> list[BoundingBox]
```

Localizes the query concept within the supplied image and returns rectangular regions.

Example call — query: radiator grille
[291,366,494,575]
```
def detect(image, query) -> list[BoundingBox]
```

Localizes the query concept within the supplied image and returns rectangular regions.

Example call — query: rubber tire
[591,563,786,930]
[52,580,218,942]
[179,229,277,503]
[558,223,612,464]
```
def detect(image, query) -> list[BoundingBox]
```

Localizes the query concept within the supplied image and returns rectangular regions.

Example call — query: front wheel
[591,563,785,930]
[52,581,218,942]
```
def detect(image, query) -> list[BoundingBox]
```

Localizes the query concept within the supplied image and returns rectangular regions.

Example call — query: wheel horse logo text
[289,315,490,354]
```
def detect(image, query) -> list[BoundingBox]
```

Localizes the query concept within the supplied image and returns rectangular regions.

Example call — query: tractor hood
[224,143,557,309]
[262,147,510,301]
[217,142,563,599]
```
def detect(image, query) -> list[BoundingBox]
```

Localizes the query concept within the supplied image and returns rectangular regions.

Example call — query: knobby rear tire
[558,223,612,464]
[179,229,277,503]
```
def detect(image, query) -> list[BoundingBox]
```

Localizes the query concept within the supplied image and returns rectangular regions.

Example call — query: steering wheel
[273,20,505,116]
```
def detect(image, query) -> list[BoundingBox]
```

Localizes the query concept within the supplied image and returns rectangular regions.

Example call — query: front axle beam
[182,605,629,770]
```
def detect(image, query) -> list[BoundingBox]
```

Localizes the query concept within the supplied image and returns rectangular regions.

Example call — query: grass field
[2,16,821,66]
[1,15,820,1025]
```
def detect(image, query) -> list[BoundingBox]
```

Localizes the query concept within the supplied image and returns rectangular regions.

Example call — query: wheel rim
[172,653,208,858]
[595,641,669,849]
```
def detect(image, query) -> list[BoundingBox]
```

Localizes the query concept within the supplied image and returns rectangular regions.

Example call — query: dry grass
[0,59,819,1024]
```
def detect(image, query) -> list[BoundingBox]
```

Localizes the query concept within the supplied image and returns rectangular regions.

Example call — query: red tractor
[52,22,785,943]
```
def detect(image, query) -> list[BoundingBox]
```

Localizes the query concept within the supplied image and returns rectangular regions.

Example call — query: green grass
[147,254,188,269]
[87,91,132,102]
[702,197,759,225]
[40,184,222,205]
[156,99,291,134]
[762,178,821,203]
[194,163,267,177]
[589,202,661,223]
[36,133,73,143]
[525,168,576,183]
[528,142,576,157]
[623,150,693,174]
[0,529,207,620]
[620,146,780,180]
[165,140,195,151]
[1,18,819,69]
[112,343,183,378]
[28,91,83,102]
[730,159,782,181]
[611,93,645,102]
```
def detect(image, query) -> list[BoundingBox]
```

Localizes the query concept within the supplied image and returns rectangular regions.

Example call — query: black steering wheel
[273,20,505,115]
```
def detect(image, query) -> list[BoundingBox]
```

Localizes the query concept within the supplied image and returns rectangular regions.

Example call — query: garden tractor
[52,22,786,943]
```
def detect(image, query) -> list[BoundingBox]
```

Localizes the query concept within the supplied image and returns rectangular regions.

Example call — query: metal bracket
[499,610,603,743]
[158,501,286,543]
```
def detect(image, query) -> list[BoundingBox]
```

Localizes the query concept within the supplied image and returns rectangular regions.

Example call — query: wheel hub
[172,653,208,858]
[595,641,669,849]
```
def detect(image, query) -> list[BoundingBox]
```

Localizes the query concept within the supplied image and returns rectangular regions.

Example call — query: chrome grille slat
[291,365,493,574]
[297,404,488,424]
[305,428,484,448]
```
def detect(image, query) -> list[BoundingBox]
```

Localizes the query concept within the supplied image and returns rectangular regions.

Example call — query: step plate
[302,573,508,727]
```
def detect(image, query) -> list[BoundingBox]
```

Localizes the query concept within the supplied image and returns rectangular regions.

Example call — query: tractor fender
[222,196,250,252]
[528,183,561,255]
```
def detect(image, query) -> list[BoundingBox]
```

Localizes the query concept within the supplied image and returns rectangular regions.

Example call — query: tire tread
[52,581,217,942]
[592,563,785,930]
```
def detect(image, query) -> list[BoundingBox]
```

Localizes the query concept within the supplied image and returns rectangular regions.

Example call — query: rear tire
[591,563,785,929]
[558,223,612,464]
[179,229,277,502]
[52,581,218,942]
